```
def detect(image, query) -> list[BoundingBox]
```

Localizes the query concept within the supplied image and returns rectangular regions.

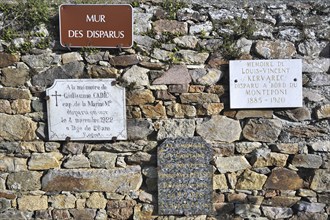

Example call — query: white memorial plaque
[46,79,126,140]
[230,59,302,109]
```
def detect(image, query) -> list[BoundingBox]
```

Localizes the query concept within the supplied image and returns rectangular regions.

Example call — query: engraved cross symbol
[51,91,62,106]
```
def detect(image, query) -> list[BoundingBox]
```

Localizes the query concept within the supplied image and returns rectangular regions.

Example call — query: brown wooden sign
[59,4,133,48]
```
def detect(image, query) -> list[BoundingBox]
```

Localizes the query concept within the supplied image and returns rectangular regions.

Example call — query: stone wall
[0,0,329,219]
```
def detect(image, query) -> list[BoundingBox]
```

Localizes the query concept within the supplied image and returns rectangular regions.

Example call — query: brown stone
[0,88,31,100]
[206,85,226,95]
[275,107,311,122]
[236,170,267,190]
[316,104,330,119]
[227,193,247,203]
[265,168,304,190]
[17,195,48,211]
[180,93,220,104]
[189,85,205,93]
[270,143,299,154]
[242,118,282,143]
[310,169,330,191]
[197,103,224,116]
[235,110,273,119]
[0,192,16,200]
[42,166,142,193]
[11,99,31,114]
[255,40,296,59]
[141,102,166,119]
[107,200,136,220]
[0,100,11,114]
[166,103,196,118]
[52,210,71,220]
[28,153,61,170]
[109,54,139,67]
[153,19,188,35]
[262,196,301,207]
[0,52,19,68]
[286,125,328,139]
[133,204,155,220]
[155,90,176,101]
[126,89,155,105]
[250,151,289,167]
[0,114,36,141]
[207,52,229,68]
[140,61,166,70]
[1,67,29,87]
[87,65,118,78]
[152,65,191,85]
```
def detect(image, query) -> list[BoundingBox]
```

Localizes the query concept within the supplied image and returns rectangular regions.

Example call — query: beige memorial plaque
[46,79,126,141]
[230,59,302,109]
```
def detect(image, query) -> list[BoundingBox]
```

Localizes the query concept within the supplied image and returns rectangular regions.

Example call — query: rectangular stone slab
[230,59,302,109]
[41,166,142,193]
[158,137,213,216]
[46,79,126,141]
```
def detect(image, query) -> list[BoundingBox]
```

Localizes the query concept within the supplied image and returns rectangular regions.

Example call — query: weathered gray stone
[28,153,62,170]
[1,66,29,87]
[173,36,198,49]
[189,68,207,83]
[316,104,330,119]
[311,141,330,152]
[310,169,330,191]
[255,40,296,59]
[279,28,303,42]
[127,89,155,105]
[42,166,142,193]
[134,12,153,35]
[180,93,220,104]
[177,8,201,22]
[0,114,36,141]
[0,210,33,220]
[235,204,261,218]
[127,151,154,164]
[291,154,323,168]
[61,52,83,64]
[196,115,241,143]
[127,119,153,140]
[62,142,84,155]
[166,103,196,118]
[253,21,274,38]
[153,65,191,85]
[243,119,282,143]
[63,154,90,169]
[84,51,108,64]
[134,35,157,51]
[32,61,85,87]
[262,196,301,207]
[0,52,19,68]
[307,73,330,86]
[122,65,149,88]
[236,142,262,154]
[0,88,31,100]
[213,174,228,190]
[7,171,42,191]
[88,151,116,169]
[265,168,304,190]
[0,198,11,212]
[104,142,145,153]
[109,54,139,67]
[196,68,223,86]
[0,156,27,172]
[303,89,325,102]
[294,201,326,213]
[303,58,330,73]
[151,48,172,62]
[270,143,299,154]
[215,156,251,173]
[21,53,57,73]
[69,209,96,220]
[157,119,195,140]
[168,84,189,93]
[236,170,267,190]
[178,50,209,64]
[290,212,329,220]
[298,40,328,57]
[261,206,293,219]
[275,107,311,122]
[153,19,188,35]
[190,21,213,35]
